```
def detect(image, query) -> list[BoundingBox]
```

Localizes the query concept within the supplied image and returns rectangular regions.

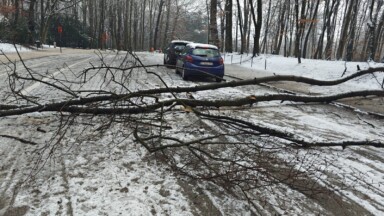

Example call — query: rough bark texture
[225,0,233,52]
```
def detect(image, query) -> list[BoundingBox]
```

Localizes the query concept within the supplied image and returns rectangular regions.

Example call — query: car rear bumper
[184,63,224,78]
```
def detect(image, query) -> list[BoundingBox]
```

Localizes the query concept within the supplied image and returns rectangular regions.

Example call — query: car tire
[181,66,188,80]
[165,56,171,68]
[215,77,222,82]
[175,65,180,74]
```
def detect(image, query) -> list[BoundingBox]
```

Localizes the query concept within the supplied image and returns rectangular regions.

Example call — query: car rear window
[173,44,187,50]
[192,48,220,57]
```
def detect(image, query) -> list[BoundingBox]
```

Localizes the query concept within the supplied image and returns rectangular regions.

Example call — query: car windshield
[192,48,220,58]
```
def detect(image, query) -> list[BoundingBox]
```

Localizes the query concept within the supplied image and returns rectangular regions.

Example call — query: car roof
[171,40,192,44]
[187,43,218,49]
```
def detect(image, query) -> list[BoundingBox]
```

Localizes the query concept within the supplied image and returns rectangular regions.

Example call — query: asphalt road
[0,48,383,215]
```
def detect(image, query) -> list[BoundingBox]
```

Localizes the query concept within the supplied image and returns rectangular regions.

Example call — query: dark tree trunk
[302,0,320,58]
[236,0,244,54]
[261,0,272,53]
[162,0,170,49]
[153,0,164,50]
[99,0,106,49]
[294,0,306,63]
[346,1,358,61]
[225,0,233,52]
[324,0,340,60]
[274,0,288,55]
[242,0,249,53]
[219,1,226,51]
[337,0,355,60]
[27,0,37,44]
[133,2,139,50]
[250,0,262,57]
[141,0,147,50]
[210,0,220,47]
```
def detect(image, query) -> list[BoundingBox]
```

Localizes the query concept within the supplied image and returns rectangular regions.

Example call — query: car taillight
[186,55,193,63]
[219,57,224,65]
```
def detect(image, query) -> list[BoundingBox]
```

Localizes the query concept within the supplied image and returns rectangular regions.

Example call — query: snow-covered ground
[0,46,383,215]
[0,43,31,54]
[223,53,384,94]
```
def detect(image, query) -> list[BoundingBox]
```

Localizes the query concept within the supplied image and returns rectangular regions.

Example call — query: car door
[176,46,188,69]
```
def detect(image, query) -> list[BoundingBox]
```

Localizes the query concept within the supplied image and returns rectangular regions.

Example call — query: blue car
[175,43,224,82]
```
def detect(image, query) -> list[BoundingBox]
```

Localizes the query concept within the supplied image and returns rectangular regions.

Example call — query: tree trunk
[336,0,355,60]
[210,0,220,47]
[170,0,180,40]
[218,1,225,51]
[236,0,244,54]
[133,2,139,50]
[27,0,37,44]
[141,0,147,50]
[261,0,271,53]
[324,0,339,60]
[225,0,233,52]
[123,0,130,50]
[302,0,320,58]
[153,0,164,50]
[346,1,358,61]
[294,0,306,63]
[250,0,262,57]
[98,0,106,49]
[274,0,288,55]
[242,0,249,53]
[12,0,20,28]
[162,0,170,48]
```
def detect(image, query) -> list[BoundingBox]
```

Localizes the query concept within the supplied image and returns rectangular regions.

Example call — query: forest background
[1,0,384,62]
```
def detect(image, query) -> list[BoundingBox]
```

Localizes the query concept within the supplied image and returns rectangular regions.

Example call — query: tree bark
[337,0,355,60]
[225,0,233,52]
[153,0,164,50]
[250,0,262,57]
[302,0,320,58]
[27,0,37,44]
[236,0,244,54]
[209,0,220,47]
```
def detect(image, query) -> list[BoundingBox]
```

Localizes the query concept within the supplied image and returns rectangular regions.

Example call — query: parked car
[175,43,224,82]
[163,40,192,67]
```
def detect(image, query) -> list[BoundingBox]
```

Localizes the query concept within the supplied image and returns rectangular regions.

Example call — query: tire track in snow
[0,59,55,78]
[58,156,74,216]
[0,144,26,214]
[20,56,94,96]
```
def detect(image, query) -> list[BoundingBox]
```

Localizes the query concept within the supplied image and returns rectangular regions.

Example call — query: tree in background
[209,0,220,47]
[249,0,262,57]
[1,0,384,61]
[224,0,233,52]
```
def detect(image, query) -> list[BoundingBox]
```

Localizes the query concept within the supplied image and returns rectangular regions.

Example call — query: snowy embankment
[0,43,31,54]
[223,53,384,94]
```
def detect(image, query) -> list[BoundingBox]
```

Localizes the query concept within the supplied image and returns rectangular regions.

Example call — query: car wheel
[165,56,171,67]
[181,66,188,80]
[175,65,180,74]
[215,77,222,82]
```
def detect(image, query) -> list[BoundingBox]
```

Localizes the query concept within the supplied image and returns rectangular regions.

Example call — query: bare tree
[154,0,164,50]
[249,0,262,57]
[225,0,233,52]
[209,0,220,47]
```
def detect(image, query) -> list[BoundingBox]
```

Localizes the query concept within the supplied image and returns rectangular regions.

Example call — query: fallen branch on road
[0,90,382,117]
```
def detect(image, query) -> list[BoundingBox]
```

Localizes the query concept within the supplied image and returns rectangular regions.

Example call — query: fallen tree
[1,50,383,214]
